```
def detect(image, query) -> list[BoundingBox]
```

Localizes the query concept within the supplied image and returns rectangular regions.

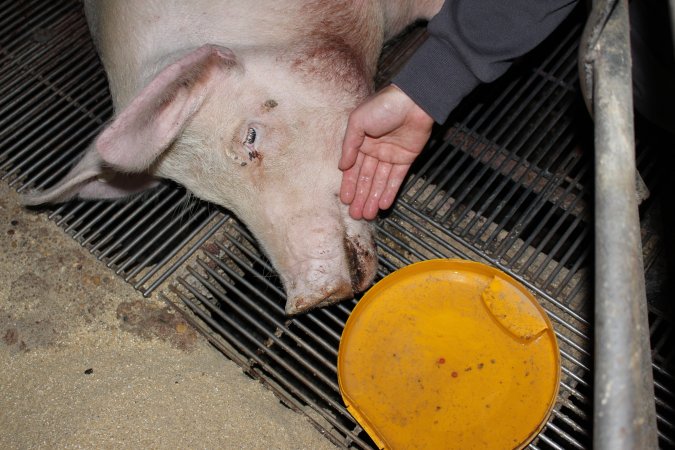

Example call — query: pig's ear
[96,44,238,171]
[20,147,158,205]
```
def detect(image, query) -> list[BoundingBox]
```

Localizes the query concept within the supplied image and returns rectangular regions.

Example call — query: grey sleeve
[392,0,578,123]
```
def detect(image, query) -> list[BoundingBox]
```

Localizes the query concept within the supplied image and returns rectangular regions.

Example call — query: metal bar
[480,129,577,249]
[542,420,586,449]
[0,2,69,60]
[549,246,590,302]
[92,186,178,256]
[562,366,590,393]
[120,203,208,278]
[83,187,169,248]
[214,229,344,350]
[550,409,589,437]
[0,2,32,40]
[133,208,221,289]
[0,72,106,175]
[560,380,589,406]
[169,287,370,448]
[0,10,85,93]
[63,201,104,235]
[376,220,465,260]
[73,198,127,242]
[0,42,94,129]
[530,216,587,282]
[13,120,109,191]
[140,212,230,295]
[54,201,88,228]
[188,263,340,382]
[653,377,675,410]
[174,279,368,441]
[579,0,659,447]
[540,225,589,288]
[436,25,581,223]
[403,105,479,203]
[498,149,587,263]
[458,67,578,239]
[1,85,107,180]
[535,430,573,450]
[557,390,590,420]
[105,192,194,267]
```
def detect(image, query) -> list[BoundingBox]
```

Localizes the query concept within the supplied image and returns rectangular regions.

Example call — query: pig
[22,0,444,315]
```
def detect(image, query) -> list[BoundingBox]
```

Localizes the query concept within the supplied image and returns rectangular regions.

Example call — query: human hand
[339,84,434,220]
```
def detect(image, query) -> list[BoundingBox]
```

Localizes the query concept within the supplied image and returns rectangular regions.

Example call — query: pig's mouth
[283,228,377,316]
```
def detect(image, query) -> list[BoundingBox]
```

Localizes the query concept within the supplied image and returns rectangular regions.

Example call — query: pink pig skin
[22,0,443,315]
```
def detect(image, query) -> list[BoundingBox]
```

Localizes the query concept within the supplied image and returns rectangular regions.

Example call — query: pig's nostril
[344,237,361,290]
[343,235,377,293]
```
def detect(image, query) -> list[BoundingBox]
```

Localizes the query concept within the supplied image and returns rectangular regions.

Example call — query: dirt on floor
[0,183,336,449]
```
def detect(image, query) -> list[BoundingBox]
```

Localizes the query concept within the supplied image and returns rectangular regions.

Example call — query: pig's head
[22,44,378,315]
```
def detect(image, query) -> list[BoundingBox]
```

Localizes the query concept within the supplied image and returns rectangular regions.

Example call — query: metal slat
[449,70,578,237]
[172,280,374,449]
[168,287,372,449]
[497,152,587,264]
[206,244,339,359]
[137,211,229,294]
[211,224,346,350]
[193,259,341,383]
[110,202,203,273]
[0,36,94,129]
[0,8,86,94]
[90,186,179,255]
[120,205,210,279]
[434,27,581,222]
[1,78,107,180]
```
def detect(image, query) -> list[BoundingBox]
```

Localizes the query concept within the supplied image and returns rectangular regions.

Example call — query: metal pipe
[579,0,659,447]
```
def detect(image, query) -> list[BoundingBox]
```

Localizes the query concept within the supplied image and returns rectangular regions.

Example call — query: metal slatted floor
[1,2,673,448]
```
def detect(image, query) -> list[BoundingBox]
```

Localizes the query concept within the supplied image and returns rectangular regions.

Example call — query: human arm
[394,0,579,123]
[340,0,579,220]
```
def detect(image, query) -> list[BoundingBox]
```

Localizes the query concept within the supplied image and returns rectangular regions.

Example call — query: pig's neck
[298,1,386,75]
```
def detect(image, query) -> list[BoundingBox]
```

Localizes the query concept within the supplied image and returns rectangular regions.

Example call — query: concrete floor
[0,183,336,449]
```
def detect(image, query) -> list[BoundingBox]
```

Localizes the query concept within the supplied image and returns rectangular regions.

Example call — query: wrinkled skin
[22,0,443,315]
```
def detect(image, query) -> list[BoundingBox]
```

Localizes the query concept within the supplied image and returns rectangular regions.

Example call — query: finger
[358,138,414,166]
[362,161,392,220]
[339,114,365,171]
[379,164,410,211]
[349,154,379,220]
[340,151,364,204]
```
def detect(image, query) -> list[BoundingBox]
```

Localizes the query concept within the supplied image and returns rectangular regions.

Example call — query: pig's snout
[284,231,377,316]
[285,281,353,316]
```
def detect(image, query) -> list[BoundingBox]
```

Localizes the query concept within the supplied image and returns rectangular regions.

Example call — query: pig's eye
[244,127,257,145]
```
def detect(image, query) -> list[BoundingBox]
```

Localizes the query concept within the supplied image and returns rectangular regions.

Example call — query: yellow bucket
[338,259,560,449]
